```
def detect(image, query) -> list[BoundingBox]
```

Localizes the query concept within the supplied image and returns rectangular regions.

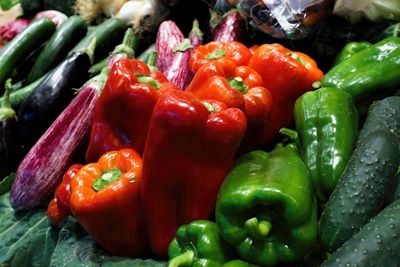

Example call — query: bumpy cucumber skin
[358,96,400,141]
[319,129,400,253]
[320,199,400,267]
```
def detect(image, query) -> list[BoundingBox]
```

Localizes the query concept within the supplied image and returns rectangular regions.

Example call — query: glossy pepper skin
[47,164,83,225]
[248,43,323,145]
[168,220,236,267]
[85,58,178,162]
[69,148,149,258]
[141,90,247,257]
[189,41,252,73]
[321,37,400,101]
[186,60,273,153]
[294,87,359,203]
[215,146,318,267]
[333,41,371,65]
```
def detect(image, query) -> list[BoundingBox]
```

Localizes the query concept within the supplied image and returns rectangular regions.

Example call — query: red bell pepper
[85,58,179,162]
[186,60,273,153]
[140,90,247,256]
[69,148,149,258]
[189,40,252,73]
[47,164,83,225]
[248,43,324,144]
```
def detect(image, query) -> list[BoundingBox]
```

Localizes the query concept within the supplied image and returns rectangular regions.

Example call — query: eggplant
[18,39,95,153]
[11,29,137,211]
[212,11,245,42]
[165,19,204,90]
[0,80,18,180]
[155,20,185,73]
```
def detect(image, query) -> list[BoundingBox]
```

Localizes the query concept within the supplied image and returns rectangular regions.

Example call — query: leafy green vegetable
[0,193,57,266]
[0,192,167,267]
[0,0,19,11]
[0,173,15,196]
[50,218,167,267]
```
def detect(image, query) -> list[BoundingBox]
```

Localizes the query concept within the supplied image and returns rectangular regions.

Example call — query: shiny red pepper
[47,164,83,225]
[189,40,252,73]
[140,90,247,256]
[186,61,273,153]
[85,59,179,162]
[248,43,324,144]
[70,148,149,258]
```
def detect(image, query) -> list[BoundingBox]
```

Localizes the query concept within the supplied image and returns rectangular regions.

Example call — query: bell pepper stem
[168,250,195,267]
[245,217,272,239]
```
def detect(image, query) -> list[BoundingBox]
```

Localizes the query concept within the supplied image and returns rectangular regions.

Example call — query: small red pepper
[85,59,179,162]
[186,61,273,153]
[248,43,324,144]
[141,90,247,256]
[189,40,252,73]
[47,164,83,225]
[69,148,149,258]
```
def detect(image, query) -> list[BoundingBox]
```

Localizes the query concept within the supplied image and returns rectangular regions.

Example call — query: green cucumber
[357,96,400,141]
[0,18,56,90]
[27,16,88,84]
[72,18,127,62]
[320,199,400,267]
[319,129,400,253]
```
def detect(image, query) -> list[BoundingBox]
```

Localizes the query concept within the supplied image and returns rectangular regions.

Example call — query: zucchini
[320,199,400,267]
[73,18,127,62]
[27,16,88,84]
[319,129,400,252]
[0,18,56,90]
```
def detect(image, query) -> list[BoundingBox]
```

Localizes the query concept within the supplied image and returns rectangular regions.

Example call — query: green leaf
[0,173,15,196]
[50,218,167,267]
[0,0,19,11]
[0,193,58,266]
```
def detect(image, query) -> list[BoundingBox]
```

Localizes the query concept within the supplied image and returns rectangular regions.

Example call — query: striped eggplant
[10,29,137,211]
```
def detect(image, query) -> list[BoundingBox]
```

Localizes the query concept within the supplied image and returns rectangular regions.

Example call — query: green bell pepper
[293,87,359,203]
[215,146,318,267]
[333,41,372,65]
[222,260,259,267]
[168,220,236,267]
[321,37,400,101]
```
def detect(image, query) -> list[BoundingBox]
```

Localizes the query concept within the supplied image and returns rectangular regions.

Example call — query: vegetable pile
[1,0,400,266]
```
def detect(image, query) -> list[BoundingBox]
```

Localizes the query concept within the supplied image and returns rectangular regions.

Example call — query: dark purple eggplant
[11,29,137,211]
[212,11,245,42]
[0,80,18,180]
[18,39,95,153]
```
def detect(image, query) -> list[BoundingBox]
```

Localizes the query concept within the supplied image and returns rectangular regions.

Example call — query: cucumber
[357,96,400,141]
[27,16,88,84]
[72,18,127,62]
[0,18,56,90]
[320,199,400,267]
[318,129,400,253]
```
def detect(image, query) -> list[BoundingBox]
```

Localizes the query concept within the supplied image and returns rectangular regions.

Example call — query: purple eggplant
[165,19,203,90]
[10,29,137,211]
[212,11,245,42]
[155,20,184,73]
